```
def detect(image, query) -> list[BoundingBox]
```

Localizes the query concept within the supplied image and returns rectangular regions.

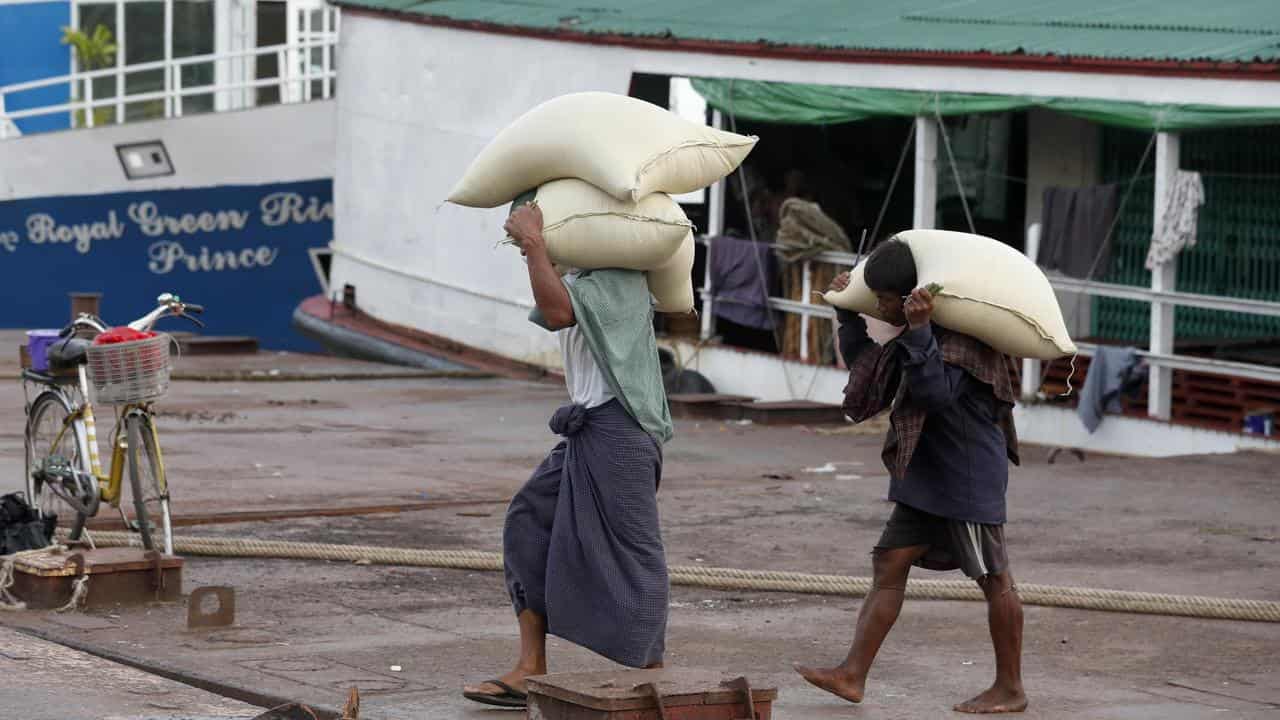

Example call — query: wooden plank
[667,394,756,421]
[15,547,182,578]
[739,400,846,426]
[528,669,776,712]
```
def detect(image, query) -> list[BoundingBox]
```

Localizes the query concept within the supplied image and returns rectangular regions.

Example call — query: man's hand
[828,271,851,293]
[904,286,935,329]
[505,203,547,258]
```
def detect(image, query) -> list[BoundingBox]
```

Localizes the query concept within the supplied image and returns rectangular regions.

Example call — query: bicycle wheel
[25,390,94,541]
[126,413,171,553]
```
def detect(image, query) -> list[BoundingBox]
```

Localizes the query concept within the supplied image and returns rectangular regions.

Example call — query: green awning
[691,78,1280,131]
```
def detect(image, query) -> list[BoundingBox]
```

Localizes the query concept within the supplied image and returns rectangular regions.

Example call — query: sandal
[463,678,528,708]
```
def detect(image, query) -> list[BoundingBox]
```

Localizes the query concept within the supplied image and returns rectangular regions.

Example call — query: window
[73,0,215,122]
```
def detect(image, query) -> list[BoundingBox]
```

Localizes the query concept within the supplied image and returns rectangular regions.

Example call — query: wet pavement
[0,338,1278,718]
[0,625,255,719]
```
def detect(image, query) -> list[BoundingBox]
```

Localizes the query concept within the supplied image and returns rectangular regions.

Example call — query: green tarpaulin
[691,78,1280,131]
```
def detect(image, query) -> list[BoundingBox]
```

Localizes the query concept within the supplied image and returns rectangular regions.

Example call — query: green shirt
[530,269,674,445]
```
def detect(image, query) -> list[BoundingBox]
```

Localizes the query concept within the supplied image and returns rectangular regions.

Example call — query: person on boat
[464,198,673,709]
[795,238,1027,714]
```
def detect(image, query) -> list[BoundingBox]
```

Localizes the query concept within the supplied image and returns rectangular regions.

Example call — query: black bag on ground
[0,493,54,555]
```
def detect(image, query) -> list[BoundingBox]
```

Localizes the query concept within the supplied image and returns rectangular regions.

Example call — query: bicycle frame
[40,383,167,508]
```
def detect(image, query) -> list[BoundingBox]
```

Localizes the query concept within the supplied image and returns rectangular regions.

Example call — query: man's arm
[836,309,876,365]
[507,202,575,330]
[898,324,969,412]
[898,287,967,411]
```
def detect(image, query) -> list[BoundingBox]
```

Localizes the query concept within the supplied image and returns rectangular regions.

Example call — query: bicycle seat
[47,337,91,370]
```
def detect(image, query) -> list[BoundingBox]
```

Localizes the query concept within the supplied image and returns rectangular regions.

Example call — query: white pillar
[1022,223,1043,400]
[700,109,725,341]
[913,115,938,230]
[1149,132,1180,420]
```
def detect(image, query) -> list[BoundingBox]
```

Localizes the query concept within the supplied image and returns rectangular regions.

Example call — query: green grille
[1094,125,1280,344]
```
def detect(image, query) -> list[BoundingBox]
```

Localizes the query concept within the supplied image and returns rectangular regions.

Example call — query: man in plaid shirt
[796,238,1027,714]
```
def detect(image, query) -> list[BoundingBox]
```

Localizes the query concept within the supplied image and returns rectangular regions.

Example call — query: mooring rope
[74,531,1280,623]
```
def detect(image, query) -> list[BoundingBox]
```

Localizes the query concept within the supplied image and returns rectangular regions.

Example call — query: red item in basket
[93,327,157,345]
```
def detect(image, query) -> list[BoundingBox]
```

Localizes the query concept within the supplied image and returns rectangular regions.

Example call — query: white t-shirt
[559,274,615,408]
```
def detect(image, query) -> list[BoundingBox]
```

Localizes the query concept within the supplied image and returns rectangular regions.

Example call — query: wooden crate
[10,547,183,609]
[528,669,776,720]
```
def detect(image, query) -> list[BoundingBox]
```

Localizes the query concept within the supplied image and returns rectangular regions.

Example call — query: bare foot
[954,685,1028,714]
[793,663,865,704]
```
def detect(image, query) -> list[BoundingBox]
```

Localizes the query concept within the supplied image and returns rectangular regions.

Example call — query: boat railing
[0,34,339,139]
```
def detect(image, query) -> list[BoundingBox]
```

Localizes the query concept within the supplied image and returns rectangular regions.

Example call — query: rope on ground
[0,545,89,613]
[80,531,1280,623]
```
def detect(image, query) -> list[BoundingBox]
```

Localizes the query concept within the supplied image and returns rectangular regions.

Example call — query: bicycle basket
[86,333,173,404]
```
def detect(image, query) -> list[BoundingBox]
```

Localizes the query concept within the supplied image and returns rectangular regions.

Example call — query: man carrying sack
[463,200,673,709]
[796,239,1028,714]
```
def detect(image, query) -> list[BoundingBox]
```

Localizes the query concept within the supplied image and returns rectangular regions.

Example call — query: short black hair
[863,238,917,296]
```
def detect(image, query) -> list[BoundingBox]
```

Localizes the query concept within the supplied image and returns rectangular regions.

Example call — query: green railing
[1095,126,1280,344]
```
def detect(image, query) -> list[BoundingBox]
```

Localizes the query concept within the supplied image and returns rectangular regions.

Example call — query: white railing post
[277,49,291,103]
[1022,223,1044,400]
[84,77,95,128]
[913,115,938,229]
[173,71,183,118]
[322,11,333,99]
[1149,132,1181,421]
[0,95,8,140]
[799,260,812,362]
[303,10,314,103]
[115,0,125,124]
[164,0,174,118]
[700,109,725,342]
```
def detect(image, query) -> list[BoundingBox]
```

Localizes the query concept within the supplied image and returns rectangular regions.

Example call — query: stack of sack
[823,229,1077,361]
[774,198,851,264]
[448,92,757,313]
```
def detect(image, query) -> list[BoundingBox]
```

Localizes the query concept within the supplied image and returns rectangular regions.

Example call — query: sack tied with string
[824,229,1077,361]
[450,92,757,208]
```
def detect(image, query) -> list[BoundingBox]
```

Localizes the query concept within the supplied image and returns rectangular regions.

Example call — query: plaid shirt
[840,317,1019,482]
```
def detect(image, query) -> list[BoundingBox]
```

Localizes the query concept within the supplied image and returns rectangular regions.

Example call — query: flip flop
[463,678,528,708]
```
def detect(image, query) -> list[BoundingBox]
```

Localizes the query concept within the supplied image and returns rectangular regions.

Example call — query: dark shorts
[874,503,1008,580]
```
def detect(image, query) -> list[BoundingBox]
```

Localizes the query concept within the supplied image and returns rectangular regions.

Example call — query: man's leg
[465,445,563,703]
[955,572,1027,714]
[795,544,929,703]
[464,609,548,697]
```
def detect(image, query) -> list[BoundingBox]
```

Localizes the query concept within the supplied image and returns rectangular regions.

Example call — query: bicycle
[22,293,205,556]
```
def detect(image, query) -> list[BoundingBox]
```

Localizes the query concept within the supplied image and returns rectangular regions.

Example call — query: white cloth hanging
[1145,170,1205,270]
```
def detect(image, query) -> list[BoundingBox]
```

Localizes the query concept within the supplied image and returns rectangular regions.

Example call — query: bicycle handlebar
[60,294,207,337]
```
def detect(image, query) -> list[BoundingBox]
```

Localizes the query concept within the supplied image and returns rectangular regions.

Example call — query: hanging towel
[708,234,775,330]
[1038,184,1120,279]
[1145,170,1205,270]
[1078,346,1146,433]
